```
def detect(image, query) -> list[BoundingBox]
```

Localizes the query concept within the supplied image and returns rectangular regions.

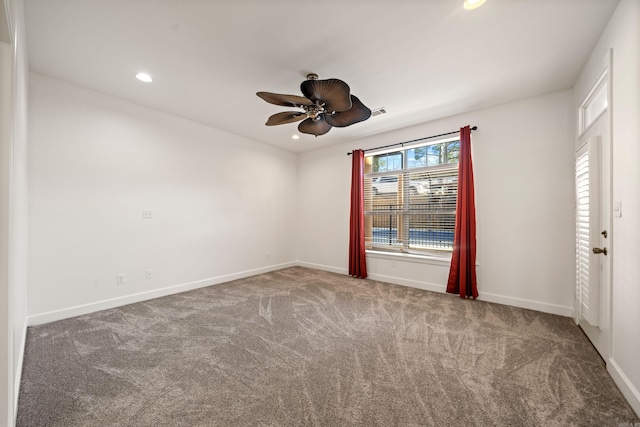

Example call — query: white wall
[574,0,640,415]
[0,38,12,427]
[27,73,298,323]
[1,0,29,425]
[298,89,576,316]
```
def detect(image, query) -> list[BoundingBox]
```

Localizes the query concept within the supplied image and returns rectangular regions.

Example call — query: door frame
[575,50,613,362]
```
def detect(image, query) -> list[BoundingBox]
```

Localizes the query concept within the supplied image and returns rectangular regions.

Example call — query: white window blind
[364,137,460,254]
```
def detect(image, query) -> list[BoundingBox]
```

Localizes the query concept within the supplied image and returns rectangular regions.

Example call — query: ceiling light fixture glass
[291,135,300,140]
[135,72,153,83]
[463,0,486,10]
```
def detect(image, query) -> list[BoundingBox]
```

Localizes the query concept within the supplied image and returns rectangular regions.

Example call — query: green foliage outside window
[372,152,403,173]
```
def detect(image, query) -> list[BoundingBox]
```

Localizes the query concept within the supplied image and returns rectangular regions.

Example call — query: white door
[575,68,611,361]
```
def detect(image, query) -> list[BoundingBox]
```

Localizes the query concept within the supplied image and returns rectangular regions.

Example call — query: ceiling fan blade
[300,78,352,113]
[265,111,307,126]
[324,95,372,127]
[298,117,332,136]
[256,92,313,108]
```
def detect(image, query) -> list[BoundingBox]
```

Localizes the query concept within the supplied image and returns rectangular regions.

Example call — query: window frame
[363,136,460,259]
[579,69,608,136]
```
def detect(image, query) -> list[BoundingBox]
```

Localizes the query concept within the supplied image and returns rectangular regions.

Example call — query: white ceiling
[24,0,618,153]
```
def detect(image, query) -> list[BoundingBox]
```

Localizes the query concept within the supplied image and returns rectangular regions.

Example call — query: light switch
[614,201,622,218]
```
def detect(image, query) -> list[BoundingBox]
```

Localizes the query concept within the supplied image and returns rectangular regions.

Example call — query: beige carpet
[17,267,639,426]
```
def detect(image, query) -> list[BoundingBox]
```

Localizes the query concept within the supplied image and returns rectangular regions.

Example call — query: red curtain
[446,126,478,299]
[349,149,367,278]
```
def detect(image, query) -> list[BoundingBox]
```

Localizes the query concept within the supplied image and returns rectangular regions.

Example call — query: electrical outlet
[266,252,270,260]
[142,209,152,219]
[145,269,153,279]
[391,261,396,267]
[117,274,126,285]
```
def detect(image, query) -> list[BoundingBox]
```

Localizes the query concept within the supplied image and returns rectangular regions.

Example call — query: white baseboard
[478,291,573,317]
[302,263,572,317]
[26,260,573,326]
[367,272,447,294]
[27,262,297,326]
[296,261,348,275]
[608,358,640,418]
[295,263,447,294]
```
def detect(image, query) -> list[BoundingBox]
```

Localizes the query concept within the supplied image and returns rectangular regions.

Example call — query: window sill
[366,250,452,267]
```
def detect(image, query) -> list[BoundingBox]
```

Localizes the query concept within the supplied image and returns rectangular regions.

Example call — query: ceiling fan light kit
[257,73,372,137]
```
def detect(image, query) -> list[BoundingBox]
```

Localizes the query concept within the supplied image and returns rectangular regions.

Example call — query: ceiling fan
[256,73,372,137]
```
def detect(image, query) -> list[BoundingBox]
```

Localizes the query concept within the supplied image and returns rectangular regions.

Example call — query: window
[364,137,460,254]
[579,70,608,134]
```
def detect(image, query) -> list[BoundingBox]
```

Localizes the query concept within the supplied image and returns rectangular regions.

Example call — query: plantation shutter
[575,138,600,326]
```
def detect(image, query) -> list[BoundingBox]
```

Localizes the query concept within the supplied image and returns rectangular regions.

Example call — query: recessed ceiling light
[135,72,153,83]
[463,0,486,10]
[291,135,300,140]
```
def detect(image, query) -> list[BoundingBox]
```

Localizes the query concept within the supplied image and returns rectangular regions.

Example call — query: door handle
[592,247,608,255]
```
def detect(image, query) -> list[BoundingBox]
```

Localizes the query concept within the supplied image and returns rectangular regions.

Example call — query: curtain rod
[347,125,477,156]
